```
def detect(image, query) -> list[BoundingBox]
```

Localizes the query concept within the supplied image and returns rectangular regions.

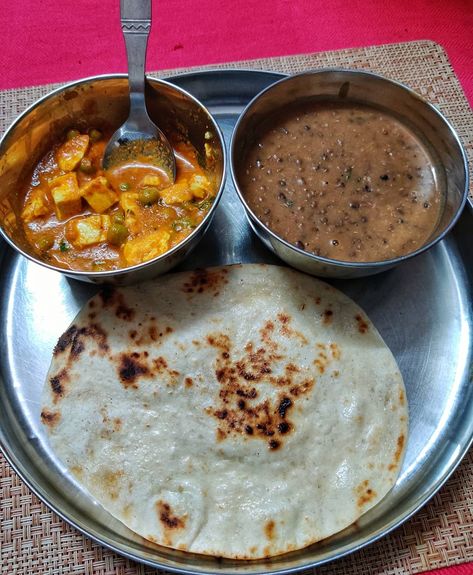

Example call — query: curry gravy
[241,102,443,262]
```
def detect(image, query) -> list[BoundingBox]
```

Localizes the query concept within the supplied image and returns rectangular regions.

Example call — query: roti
[40,264,408,559]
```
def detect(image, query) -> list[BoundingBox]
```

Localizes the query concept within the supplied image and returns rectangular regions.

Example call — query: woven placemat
[1,40,472,575]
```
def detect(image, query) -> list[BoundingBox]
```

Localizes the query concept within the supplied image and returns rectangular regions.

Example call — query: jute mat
[1,40,472,575]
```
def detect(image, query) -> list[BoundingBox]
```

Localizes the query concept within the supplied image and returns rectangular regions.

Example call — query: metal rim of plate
[0,69,472,574]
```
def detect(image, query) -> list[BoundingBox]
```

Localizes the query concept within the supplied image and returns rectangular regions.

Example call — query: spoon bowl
[102,0,176,183]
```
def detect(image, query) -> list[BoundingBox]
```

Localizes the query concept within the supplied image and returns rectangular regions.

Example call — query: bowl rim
[230,68,470,269]
[0,73,227,277]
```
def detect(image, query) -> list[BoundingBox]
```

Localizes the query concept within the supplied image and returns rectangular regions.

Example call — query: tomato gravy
[240,102,443,262]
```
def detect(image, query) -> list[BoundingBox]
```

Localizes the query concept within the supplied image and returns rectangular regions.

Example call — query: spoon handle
[120,0,152,120]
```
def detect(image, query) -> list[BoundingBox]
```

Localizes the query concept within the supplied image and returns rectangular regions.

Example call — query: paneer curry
[21,128,217,271]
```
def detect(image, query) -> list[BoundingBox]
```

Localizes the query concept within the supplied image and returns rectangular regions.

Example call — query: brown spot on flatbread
[40,409,61,427]
[129,330,137,339]
[277,421,291,434]
[259,320,275,345]
[88,312,96,320]
[123,504,132,521]
[399,388,405,405]
[185,377,193,388]
[53,325,78,356]
[49,368,70,403]
[315,296,321,305]
[313,343,334,374]
[153,356,168,371]
[70,465,83,478]
[206,332,313,450]
[355,480,377,507]
[98,287,135,322]
[290,379,314,396]
[149,326,158,341]
[182,268,229,295]
[264,520,276,541]
[98,285,116,306]
[277,313,308,344]
[118,353,150,388]
[89,300,95,309]
[101,470,124,500]
[355,314,369,334]
[322,309,333,324]
[388,433,405,471]
[55,324,109,361]
[278,397,292,418]
[116,304,135,321]
[157,501,186,542]
[330,343,341,360]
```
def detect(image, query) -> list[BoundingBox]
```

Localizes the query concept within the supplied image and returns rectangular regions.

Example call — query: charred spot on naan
[264,519,276,541]
[276,313,308,344]
[95,468,124,501]
[388,433,405,471]
[322,308,334,325]
[129,319,174,346]
[355,479,377,508]
[53,323,109,360]
[156,501,187,546]
[117,352,151,389]
[116,351,182,389]
[49,368,70,403]
[207,332,314,449]
[182,267,229,296]
[40,408,61,427]
[313,342,339,374]
[100,408,123,432]
[355,314,369,334]
[97,286,136,322]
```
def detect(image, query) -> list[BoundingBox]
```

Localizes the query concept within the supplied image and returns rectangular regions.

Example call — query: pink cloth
[0,2,472,575]
[1,0,472,104]
[424,567,473,575]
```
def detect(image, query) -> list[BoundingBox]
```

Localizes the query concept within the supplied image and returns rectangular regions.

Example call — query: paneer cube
[21,187,51,222]
[123,230,171,266]
[139,174,165,189]
[50,173,82,220]
[159,181,193,205]
[56,135,90,171]
[65,215,110,248]
[80,176,118,213]
[119,192,141,234]
[189,174,210,199]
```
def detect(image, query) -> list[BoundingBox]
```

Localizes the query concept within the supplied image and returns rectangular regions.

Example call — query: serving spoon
[102,0,176,183]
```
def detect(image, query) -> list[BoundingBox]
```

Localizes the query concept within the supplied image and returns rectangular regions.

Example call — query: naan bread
[40,264,407,559]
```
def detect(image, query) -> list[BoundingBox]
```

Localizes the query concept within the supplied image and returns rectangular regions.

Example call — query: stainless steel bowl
[231,69,468,278]
[0,74,226,284]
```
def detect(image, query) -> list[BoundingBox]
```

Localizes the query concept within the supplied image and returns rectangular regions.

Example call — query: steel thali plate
[0,70,472,573]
